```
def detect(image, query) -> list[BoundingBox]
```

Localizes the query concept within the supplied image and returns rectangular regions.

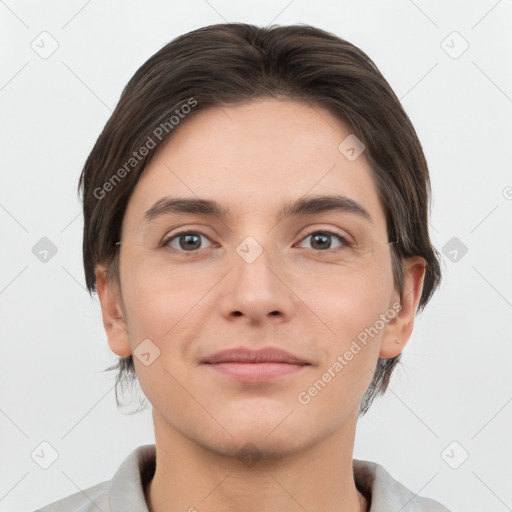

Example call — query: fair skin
[96,98,425,512]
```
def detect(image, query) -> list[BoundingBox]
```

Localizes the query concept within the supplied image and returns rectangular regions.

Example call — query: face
[99,98,421,459]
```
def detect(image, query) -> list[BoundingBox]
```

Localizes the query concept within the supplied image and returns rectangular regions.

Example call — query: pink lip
[202,347,309,364]
[202,347,310,383]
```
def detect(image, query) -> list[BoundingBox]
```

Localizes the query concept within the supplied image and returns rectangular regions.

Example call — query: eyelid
[295,223,354,245]
[161,229,217,250]
[295,228,353,250]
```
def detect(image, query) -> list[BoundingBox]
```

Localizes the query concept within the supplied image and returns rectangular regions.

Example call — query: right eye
[162,231,217,252]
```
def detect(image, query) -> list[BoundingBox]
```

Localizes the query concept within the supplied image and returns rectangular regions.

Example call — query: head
[80,23,441,455]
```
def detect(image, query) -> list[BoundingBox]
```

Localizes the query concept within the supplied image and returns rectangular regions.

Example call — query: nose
[218,239,296,325]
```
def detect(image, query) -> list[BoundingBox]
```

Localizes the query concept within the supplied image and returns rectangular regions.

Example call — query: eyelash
[160,229,353,253]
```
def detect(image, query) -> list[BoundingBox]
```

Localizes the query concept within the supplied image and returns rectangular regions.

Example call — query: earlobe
[95,265,132,357]
[379,256,426,359]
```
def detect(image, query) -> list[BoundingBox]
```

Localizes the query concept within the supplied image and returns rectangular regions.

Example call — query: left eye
[163,232,214,251]
[297,231,349,251]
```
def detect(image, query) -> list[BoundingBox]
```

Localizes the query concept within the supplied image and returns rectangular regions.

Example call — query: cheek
[298,262,393,388]
[123,277,169,340]
[118,261,202,410]
[294,259,394,340]
[120,252,195,339]
[119,254,218,387]
[295,281,389,418]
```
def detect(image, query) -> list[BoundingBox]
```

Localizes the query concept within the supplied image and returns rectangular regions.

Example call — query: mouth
[201,347,311,383]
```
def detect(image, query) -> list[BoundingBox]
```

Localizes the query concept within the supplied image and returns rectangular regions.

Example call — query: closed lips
[202,347,310,365]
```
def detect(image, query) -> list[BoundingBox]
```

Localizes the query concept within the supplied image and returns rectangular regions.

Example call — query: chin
[200,430,308,463]
[199,409,319,460]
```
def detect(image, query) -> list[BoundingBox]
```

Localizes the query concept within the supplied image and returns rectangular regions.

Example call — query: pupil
[180,234,201,250]
[312,233,331,250]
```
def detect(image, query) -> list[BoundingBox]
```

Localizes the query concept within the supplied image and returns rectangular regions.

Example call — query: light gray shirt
[35,444,450,511]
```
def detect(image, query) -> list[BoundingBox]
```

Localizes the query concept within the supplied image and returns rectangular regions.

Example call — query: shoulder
[34,481,110,512]
[353,459,451,511]
[34,444,156,512]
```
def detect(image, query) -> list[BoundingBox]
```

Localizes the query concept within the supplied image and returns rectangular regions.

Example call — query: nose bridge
[221,233,293,320]
[233,233,279,295]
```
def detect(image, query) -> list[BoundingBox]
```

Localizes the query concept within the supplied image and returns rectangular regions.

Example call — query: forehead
[123,98,387,233]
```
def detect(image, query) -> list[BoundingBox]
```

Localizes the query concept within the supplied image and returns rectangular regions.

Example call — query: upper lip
[202,347,310,365]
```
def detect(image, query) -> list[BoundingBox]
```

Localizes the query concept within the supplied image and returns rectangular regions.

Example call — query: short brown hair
[79,22,442,415]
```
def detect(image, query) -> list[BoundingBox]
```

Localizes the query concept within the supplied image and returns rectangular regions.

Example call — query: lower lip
[204,362,308,382]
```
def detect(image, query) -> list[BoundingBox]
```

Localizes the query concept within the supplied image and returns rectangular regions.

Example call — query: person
[36,22,450,512]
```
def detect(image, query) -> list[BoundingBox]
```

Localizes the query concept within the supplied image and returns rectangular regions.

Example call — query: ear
[379,256,426,358]
[95,264,132,357]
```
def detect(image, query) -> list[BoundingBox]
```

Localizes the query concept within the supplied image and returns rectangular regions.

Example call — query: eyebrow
[144,194,372,224]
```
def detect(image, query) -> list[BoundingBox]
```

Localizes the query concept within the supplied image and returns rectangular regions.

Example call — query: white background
[1,1,511,511]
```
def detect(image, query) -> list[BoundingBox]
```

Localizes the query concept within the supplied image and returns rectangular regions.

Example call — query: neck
[145,409,368,512]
